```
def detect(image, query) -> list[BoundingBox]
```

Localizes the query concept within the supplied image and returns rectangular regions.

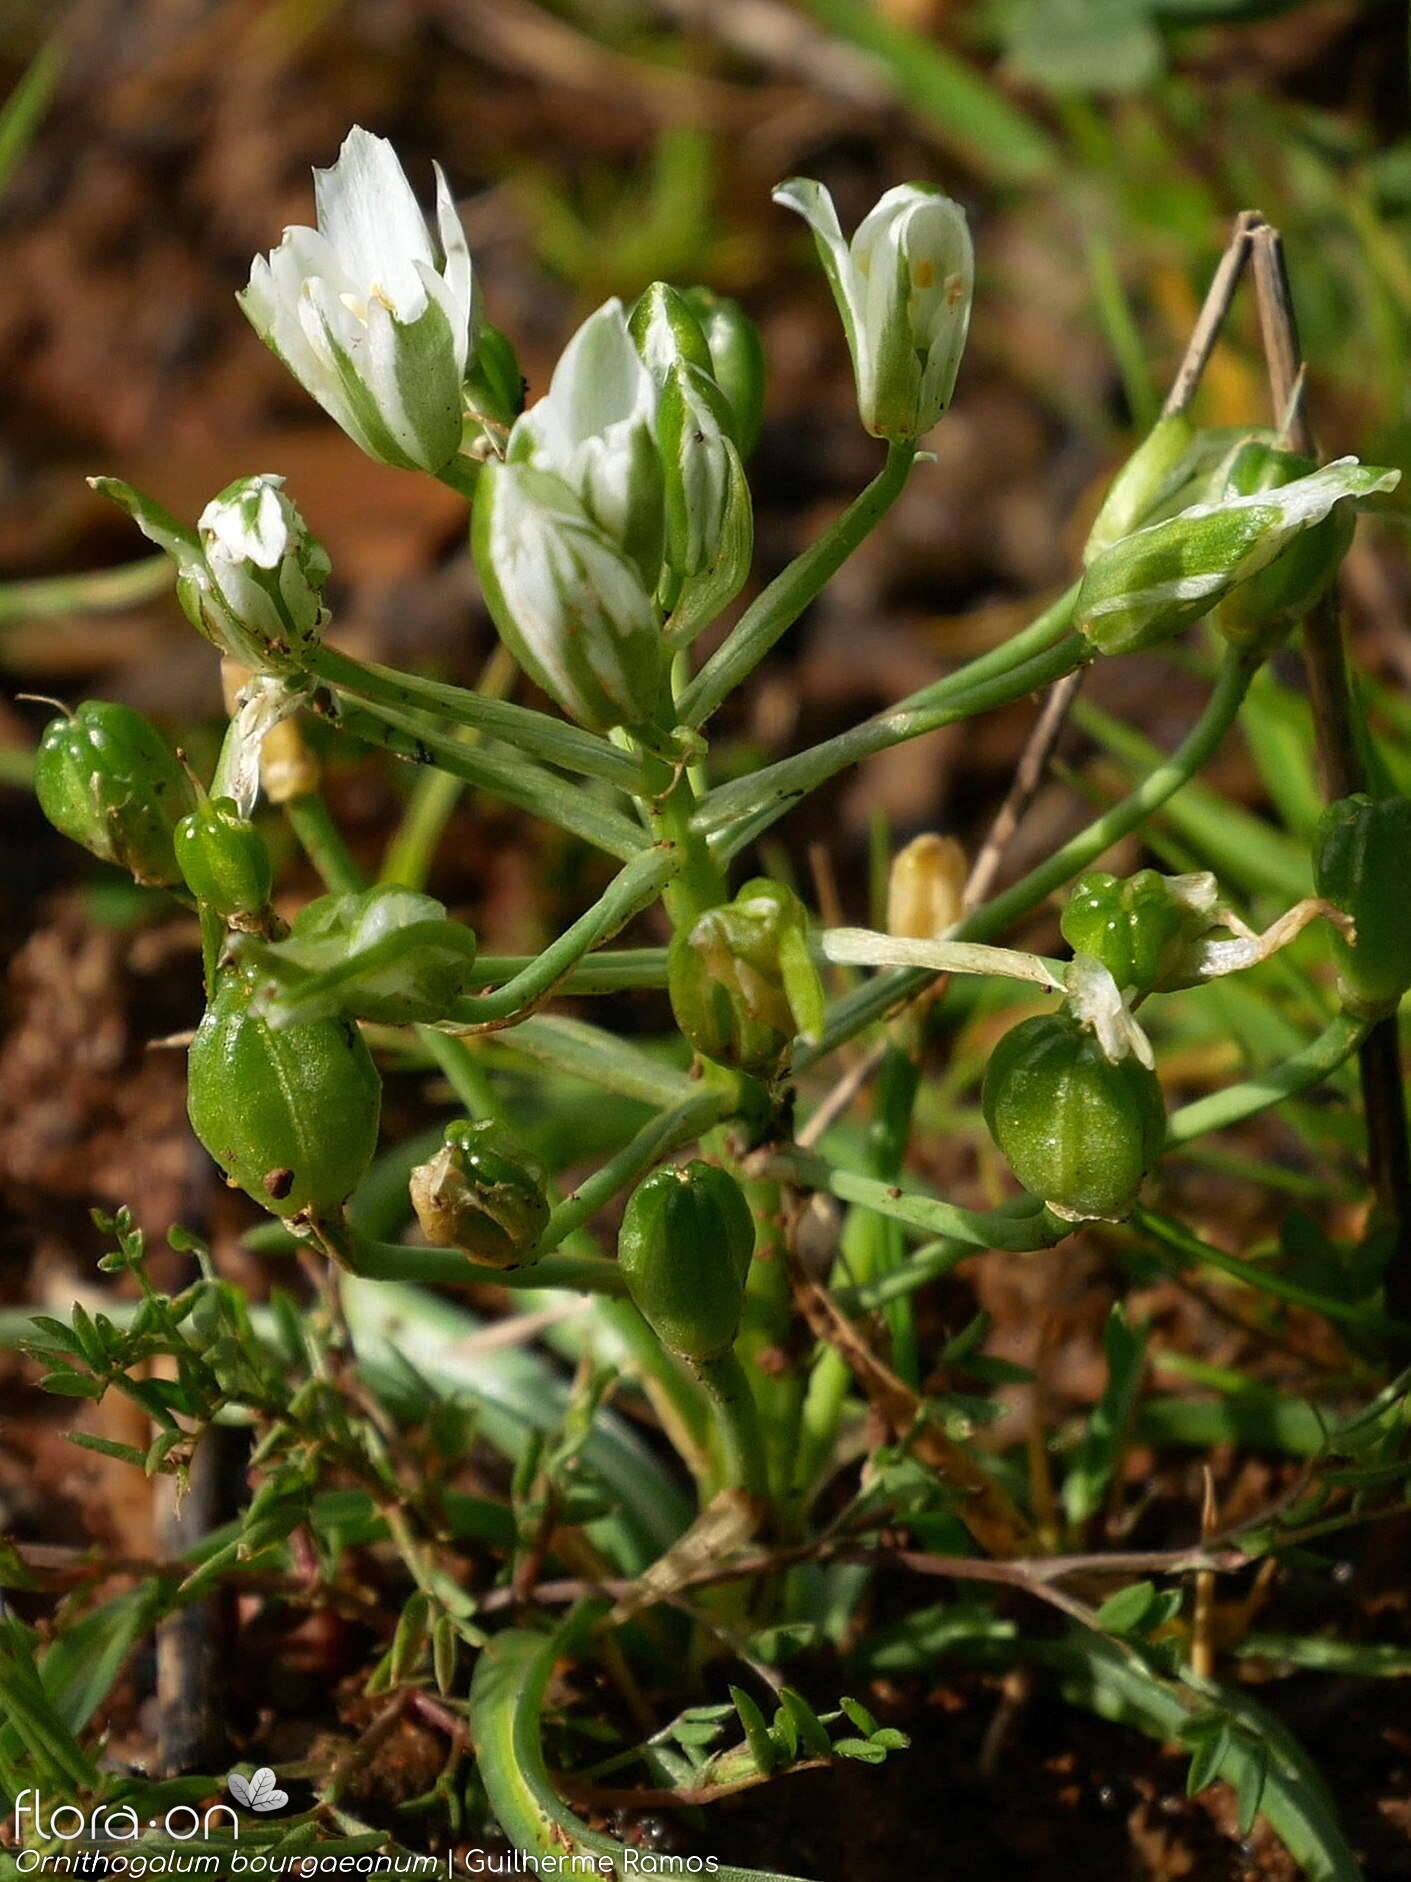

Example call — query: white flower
[239,127,478,475]
[774,178,973,442]
[508,299,662,583]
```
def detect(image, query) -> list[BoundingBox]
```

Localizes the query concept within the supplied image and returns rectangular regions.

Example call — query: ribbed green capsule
[1060,869,1214,995]
[33,700,195,887]
[618,1161,755,1363]
[175,797,273,923]
[409,1121,549,1269]
[667,879,824,1078]
[982,1013,1165,1223]
[1313,793,1411,1016]
[187,964,381,1218]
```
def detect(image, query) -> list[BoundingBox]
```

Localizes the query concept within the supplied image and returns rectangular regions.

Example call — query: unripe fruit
[1060,869,1202,994]
[667,880,821,1078]
[982,1013,1165,1223]
[1313,794,1411,1016]
[409,1121,549,1269]
[175,797,273,923]
[618,1161,755,1363]
[187,965,380,1219]
[34,701,195,886]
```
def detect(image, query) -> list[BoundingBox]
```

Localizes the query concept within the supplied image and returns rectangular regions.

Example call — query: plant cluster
[11,127,1411,1880]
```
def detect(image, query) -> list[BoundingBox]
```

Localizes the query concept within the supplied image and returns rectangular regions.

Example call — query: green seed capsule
[187,965,381,1218]
[982,1013,1165,1223]
[1214,442,1354,653]
[175,797,273,923]
[33,701,195,886]
[1060,869,1214,994]
[618,1161,755,1363]
[409,1121,549,1269]
[1313,793,1411,1016]
[667,880,823,1078]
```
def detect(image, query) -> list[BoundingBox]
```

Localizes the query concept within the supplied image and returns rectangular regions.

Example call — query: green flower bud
[1313,794,1411,1016]
[91,473,331,673]
[618,1160,755,1363]
[629,282,717,388]
[679,288,766,460]
[1214,443,1356,652]
[33,700,195,886]
[473,459,665,732]
[408,1120,549,1269]
[238,885,478,1028]
[667,879,824,1078]
[188,964,381,1218]
[775,178,973,443]
[982,1012,1165,1222]
[1060,868,1219,994]
[1076,456,1398,657]
[175,797,274,924]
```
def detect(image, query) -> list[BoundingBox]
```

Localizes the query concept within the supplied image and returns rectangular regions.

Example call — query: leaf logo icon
[227,1767,289,1813]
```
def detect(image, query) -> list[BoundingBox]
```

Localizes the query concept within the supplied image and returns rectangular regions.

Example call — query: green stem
[502,1014,698,1108]
[328,694,648,860]
[307,644,640,790]
[541,1092,730,1252]
[679,440,917,729]
[443,848,678,1027]
[639,744,727,929]
[1129,1205,1411,1338]
[463,948,668,993]
[697,631,1088,853]
[0,553,172,623]
[769,1150,1070,1252]
[344,1226,627,1296]
[697,1347,771,1501]
[1167,1010,1370,1146]
[285,790,365,894]
[798,647,1257,1070]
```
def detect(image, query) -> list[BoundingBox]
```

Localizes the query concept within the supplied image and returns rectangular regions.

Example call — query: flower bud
[188,964,381,1219]
[886,833,966,941]
[982,1012,1165,1223]
[1076,456,1398,656]
[473,460,665,732]
[1061,868,1220,994]
[409,1121,549,1268]
[774,177,972,443]
[239,885,478,1028]
[462,321,525,454]
[1214,443,1356,652]
[679,287,766,460]
[618,1161,755,1363]
[508,299,663,585]
[667,880,824,1078]
[175,797,274,925]
[33,700,195,887]
[92,474,331,673]
[1313,794,1411,1016]
[239,127,479,477]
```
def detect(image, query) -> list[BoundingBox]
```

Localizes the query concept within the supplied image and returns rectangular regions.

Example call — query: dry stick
[1250,222,1411,1321]
[801,211,1264,1152]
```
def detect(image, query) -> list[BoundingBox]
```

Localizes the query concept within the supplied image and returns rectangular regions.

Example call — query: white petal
[432,161,477,350]
[773,178,862,357]
[313,126,434,320]
[543,299,649,449]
